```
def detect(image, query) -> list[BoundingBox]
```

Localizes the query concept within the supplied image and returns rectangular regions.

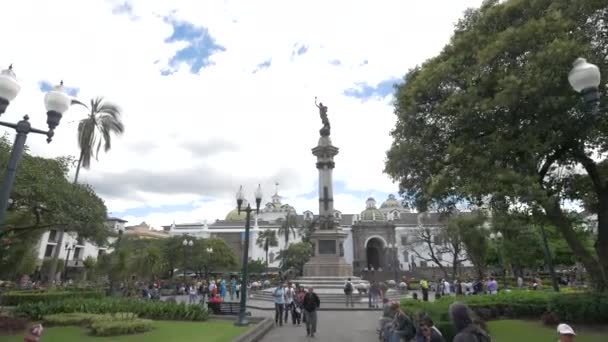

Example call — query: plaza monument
[301,98,353,277]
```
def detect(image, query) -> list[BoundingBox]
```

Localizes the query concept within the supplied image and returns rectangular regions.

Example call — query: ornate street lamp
[489,232,506,288]
[182,238,194,281]
[0,65,71,229]
[387,242,399,282]
[568,57,601,106]
[234,184,263,327]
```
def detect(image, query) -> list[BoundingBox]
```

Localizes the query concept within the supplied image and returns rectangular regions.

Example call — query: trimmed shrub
[14,297,209,321]
[0,290,103,306]
[547,292,608,324]
[434,320,456,342]
[43,312,138,326]
[89,318,152,336]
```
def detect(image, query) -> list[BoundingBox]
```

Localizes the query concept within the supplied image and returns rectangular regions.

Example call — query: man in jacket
[302,287,320,337]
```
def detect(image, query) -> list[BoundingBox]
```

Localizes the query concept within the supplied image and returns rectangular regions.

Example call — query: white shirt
[284,287,295,304]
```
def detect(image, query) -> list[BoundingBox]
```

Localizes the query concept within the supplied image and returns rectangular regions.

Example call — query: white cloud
[0,0,485,226]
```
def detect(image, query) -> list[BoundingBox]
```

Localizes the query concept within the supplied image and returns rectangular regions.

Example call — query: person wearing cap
[557,323,576,342]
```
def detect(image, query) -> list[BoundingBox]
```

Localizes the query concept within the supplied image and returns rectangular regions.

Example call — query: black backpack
[344,282,353,293]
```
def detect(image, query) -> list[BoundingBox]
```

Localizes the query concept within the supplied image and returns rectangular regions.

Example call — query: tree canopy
[385,0,608,289]
[0,135,110,246]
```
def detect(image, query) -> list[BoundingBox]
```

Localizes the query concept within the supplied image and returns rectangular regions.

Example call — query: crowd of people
[271,282,321,337]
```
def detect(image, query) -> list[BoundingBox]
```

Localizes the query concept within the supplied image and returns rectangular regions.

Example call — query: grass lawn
[0,320,250,342]
[488,320,608,342]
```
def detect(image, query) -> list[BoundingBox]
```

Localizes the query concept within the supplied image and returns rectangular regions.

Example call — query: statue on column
[315,97,330,137]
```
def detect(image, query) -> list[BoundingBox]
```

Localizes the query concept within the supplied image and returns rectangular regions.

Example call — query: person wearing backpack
[344,277,354,307]
[449,302,491,342]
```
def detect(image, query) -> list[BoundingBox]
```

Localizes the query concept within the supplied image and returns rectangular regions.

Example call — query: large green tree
[385,0,608,289]
[276,241,313,276]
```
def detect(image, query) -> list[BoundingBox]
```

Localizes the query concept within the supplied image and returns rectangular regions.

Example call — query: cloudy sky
[1,0,484,228]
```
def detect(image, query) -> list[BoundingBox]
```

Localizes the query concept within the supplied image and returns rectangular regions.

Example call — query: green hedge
[14,297,208,321]
[43,313,152,337]
[0,290,103,306]
[401,290,608,329]
[90,319,152,336]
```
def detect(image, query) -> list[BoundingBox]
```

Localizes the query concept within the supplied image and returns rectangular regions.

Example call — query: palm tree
[277,211,297,247]
[255,229,278,272]
[72,97,125,184]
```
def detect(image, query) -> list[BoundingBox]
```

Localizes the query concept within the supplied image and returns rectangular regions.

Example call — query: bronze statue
[315,97,330,137]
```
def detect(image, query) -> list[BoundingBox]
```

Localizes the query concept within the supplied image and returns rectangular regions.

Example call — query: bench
[207,302,251,316]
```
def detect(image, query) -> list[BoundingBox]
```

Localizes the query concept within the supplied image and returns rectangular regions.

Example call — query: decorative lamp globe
[496,231,503,239]
[44,81,71,114]
[255,184,263,202]
[569,58,601,93]
[490,233,496,240]
[0,65,21,114]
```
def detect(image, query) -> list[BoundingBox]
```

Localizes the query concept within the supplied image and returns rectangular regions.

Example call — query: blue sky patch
[252,59,272,74]
[291,44,309,59]
[329,59,341,66]
[163,17,226,75]
[111,2,137,20]
[39,81,79,97]
[343,77,404,100]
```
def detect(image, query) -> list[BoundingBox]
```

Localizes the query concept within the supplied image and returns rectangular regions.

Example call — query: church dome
[360,197,385,221]
[380,194,401,209]
[225,199,249,221]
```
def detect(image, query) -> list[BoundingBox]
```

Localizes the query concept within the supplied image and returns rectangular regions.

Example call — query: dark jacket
[450,302,491,342]
[302,292,320,312]
[415,327,446,342]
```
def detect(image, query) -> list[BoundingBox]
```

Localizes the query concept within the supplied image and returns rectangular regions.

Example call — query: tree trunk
[543,198,607,291]
[595,189,608,286]
[265,248,269,273]
[47,228,65,287]
[73,151,84,184]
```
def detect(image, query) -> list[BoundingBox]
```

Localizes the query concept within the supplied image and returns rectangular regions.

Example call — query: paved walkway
[257,309,379,342]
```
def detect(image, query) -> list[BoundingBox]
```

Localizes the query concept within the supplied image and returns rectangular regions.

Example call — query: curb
[232,317,274,342]
[246,305,382,312]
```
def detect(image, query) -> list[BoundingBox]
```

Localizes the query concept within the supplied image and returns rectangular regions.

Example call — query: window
[73,247,82,260]
[420,261,428,267]
[44,244,55,257]
[402,250,409,261]
[437,253,443,261]
[97,250,105,258]
[401,236,408,246]
[48,230,58,242]
[76,235,84,246]
[433,235,441,244]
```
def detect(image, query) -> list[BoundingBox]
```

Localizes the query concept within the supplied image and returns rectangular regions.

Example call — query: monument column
[303,98,353,277]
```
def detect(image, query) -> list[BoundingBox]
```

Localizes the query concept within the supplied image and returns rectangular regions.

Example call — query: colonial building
[164,190,472,273]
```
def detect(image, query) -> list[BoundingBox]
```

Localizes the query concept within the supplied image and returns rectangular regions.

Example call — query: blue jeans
[389,330,409,342]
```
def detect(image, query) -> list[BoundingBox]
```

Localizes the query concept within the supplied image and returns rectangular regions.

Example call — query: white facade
[35,218,126,267]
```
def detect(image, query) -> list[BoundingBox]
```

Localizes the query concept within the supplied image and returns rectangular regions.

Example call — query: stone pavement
[255,308,380,342]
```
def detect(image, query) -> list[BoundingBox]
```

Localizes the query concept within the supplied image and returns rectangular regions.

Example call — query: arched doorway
[366,237,385,270]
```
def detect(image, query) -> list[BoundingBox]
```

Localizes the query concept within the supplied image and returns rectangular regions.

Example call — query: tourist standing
[273,284,286,326]
[236,281,241,299]
[557,323,576,342]
[420,278,429,302]
[517,276,524,289]
[188,283,198,304]
[302,287,320,337]
[344,277,354,307]
[230,277,237,301]
[487,277,498,294]
[370,281,381,308]
[449,302,491,342]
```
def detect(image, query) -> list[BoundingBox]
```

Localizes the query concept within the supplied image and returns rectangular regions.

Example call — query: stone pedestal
[303,229,353,277]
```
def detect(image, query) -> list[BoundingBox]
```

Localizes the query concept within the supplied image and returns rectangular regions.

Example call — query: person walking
[302,287,320,337]
[273,284,286,326]
[449,302,491,342]
[344,277,355,307]
[236,281,241,299]
[370,281,381,308]
[284,283,296,325]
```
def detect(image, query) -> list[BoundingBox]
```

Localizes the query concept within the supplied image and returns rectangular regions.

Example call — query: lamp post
[234,184,263,327]
[204,247,213,279]
[387,243,399,282]
[568,57,601,107]
[0,66,71,230]
[182,238,194,281]
[63,242,75,282]
[489,232,507,288]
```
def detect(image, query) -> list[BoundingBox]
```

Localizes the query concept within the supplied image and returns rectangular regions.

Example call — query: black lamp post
[387,242,399,282]
[234,184,263,327]
[489,232,507,288]
[0,65,71,230]
[182,238,194,281]
[63,242,75,282]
